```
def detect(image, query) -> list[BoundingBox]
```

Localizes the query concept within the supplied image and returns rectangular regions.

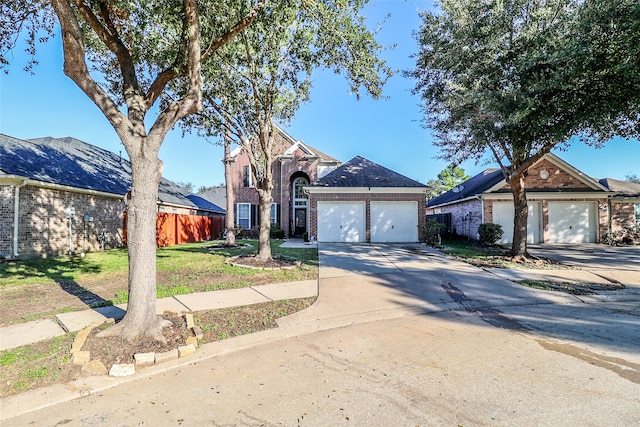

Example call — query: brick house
[228,125,340,237]
[306,156,428,243]
[0,134,220,259]
[426,153,639,244]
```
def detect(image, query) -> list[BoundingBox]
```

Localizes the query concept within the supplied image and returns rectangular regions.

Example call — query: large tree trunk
[510,173,529,259]
[256,185,273,261]
[224,129,236,246]
[99,140,170,342]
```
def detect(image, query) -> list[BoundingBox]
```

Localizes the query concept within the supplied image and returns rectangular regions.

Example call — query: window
[237,203,250,229]
[635,203,640,226]
[293,177,309,207]
[270,203,278,224]
[243,165,254,187]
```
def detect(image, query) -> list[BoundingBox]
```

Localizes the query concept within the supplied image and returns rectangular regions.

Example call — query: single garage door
[317,201,365,243]
[371,201,418,242]
[548,202,596,243]
[492,201,541,244]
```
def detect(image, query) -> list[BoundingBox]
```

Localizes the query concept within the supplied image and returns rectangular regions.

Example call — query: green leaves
[410,0,640,169]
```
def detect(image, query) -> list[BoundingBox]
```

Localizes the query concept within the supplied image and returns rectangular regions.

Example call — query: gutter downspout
[13,181,27,258]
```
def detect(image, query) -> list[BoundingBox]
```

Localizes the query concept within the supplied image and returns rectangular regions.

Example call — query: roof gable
[428,153,611,208]
[315,156,426,188]
[228,125,340,164]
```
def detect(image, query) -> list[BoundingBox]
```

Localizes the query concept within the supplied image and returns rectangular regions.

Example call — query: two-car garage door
[317,201,418,243]
[492,201,597,244]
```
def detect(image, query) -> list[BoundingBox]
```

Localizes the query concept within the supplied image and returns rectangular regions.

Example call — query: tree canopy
[426,165,470,200]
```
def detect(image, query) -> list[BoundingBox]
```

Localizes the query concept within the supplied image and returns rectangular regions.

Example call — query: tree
[184,2,390,260]
[176,182,194,193]
[410,0,640,258]
[626,174,640,184]
[426,164,470,200]
[2,0,265,342]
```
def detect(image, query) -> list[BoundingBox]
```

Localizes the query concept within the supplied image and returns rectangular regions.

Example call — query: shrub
[302,232,309,242]
[270,224,285,239]
[478,223,504,245]
[423,218,444,246]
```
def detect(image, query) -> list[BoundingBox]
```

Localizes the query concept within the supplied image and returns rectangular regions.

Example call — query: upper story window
[293,177,309,207]
[243,165,254,188]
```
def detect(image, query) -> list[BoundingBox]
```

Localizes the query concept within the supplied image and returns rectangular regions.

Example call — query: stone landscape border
[70,312,202,378]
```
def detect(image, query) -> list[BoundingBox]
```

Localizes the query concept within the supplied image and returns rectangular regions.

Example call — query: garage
[548,202,597,243]
[317,201,365,243]
[492,201,541,244]
[370,201,418,242]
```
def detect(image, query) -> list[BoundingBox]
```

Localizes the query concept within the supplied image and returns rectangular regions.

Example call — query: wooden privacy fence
[124,213,225,247]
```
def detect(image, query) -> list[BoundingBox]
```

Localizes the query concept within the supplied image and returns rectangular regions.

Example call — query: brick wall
[13,185,125,258]
[610,202,637,233]
[499,159,593,191]
[0,185,14,257]
[229,134,323,236]
[309,192,427,241]
[436,198,483,239]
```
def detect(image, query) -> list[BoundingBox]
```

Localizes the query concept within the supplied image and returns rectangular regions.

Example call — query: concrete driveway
[3,243,639,426]
[528,243,640,285]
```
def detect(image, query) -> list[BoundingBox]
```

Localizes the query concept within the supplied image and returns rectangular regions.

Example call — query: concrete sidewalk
[0,280,318,352]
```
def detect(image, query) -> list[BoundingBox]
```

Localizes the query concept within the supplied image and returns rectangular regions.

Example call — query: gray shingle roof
[427,168,503,207]
[599,178,640,197]
[0,133,199,209]
[186,195,226,214]
[315,156,426,188]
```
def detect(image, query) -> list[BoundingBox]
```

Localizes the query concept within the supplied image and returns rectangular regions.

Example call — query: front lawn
[438,238,569,269]
[0,239,318,327]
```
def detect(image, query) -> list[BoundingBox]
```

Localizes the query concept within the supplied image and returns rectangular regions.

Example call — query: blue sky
[1,0,638,190]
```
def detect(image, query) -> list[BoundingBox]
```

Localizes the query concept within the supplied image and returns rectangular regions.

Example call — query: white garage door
[371,201,418,242]
[492,201,541,244]
[317,202,365,243]
[548,202,596,243]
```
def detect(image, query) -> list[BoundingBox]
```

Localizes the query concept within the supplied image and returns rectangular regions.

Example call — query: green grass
[438,239,520,268]
[0,334,74,396]
[438,238,567,270]
[1,239,318,307]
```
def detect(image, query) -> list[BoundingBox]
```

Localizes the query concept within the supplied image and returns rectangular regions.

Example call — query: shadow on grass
[1,256,111,308]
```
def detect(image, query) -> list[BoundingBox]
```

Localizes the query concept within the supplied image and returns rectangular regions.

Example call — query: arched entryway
[291,174,309,237]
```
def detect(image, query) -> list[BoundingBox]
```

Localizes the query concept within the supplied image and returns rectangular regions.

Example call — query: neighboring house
[196,185,227,211]
[0,134,221,258]
[599,178,640,234]
[306,156,428,243]
[228,125,341,237]
[426,153,639,244]
[186,194,226,217]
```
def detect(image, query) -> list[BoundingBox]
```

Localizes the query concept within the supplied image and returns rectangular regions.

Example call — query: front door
[294,208,307,237]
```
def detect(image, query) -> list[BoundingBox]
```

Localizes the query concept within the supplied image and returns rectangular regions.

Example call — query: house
[0,134,222,258]
[228,125,341,237]
[599,178,640,237]
[426,153,639,244]
[196,185,227,211]
[306,156,428,243]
